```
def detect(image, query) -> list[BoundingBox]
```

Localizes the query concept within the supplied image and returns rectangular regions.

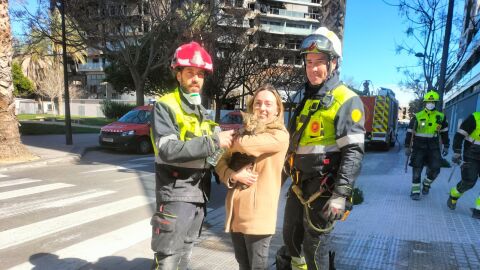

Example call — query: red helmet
[171,42,213,72]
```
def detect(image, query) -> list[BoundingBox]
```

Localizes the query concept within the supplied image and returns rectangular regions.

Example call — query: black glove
[452,153,461,165]
[442,145,449,157]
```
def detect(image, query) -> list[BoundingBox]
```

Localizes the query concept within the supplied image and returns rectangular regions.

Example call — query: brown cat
[228,111,281,171]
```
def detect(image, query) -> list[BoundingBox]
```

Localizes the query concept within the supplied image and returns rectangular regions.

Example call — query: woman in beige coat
[215,84,289,270]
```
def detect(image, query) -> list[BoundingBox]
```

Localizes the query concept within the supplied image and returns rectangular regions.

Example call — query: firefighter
[150,41,234,270]
[404,90,449,200]
[447,112,480,219]
[279,27,365,270]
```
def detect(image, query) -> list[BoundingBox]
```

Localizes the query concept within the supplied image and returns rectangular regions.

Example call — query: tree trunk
[130,70,145,106]
[58,95,64,115]
[0,0,33,162]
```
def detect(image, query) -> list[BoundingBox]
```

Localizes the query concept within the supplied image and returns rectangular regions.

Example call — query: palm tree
[0,0,32,161]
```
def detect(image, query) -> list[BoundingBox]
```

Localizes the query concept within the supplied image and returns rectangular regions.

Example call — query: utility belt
[155,163,208,181]
[287,152,352,233]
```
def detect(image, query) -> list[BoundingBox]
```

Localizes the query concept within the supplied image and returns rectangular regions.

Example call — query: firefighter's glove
[452,153,461,165]
[442,145,449,157]
[322,194,346,221]
[404,147,412,156]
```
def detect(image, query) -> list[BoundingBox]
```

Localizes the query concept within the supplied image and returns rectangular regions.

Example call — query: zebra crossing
[0,169,155,270]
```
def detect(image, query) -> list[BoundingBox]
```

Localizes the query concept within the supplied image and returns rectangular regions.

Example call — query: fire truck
[360,87,399,150]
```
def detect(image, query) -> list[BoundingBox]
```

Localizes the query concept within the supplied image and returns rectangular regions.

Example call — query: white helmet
[300,27,342,59]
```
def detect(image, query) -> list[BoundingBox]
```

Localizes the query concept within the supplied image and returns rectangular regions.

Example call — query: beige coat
[215,120,289,235]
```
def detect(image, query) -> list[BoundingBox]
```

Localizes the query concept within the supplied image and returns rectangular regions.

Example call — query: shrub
[101,100,136,119]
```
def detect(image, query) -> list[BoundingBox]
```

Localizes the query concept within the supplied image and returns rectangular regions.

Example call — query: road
[0,149,227,270]
[2,130,480,269]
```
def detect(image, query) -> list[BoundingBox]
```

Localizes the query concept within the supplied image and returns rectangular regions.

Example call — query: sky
[9,0,461,107]
[342,0,418,106]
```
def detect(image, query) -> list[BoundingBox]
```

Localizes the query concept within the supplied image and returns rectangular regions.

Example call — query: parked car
[99,106,153,154]
[219,111,243,131]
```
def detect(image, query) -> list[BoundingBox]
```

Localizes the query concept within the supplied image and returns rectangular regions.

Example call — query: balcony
[77,63,108,72]
[260,23,315,36]
[268,0,322,7]
[260,7,321,21]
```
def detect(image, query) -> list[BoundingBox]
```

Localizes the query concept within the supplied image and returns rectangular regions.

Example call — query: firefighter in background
[279,27,365,270]
[447,112,480,219]
[404,90,450,200]
[150,42,234,270]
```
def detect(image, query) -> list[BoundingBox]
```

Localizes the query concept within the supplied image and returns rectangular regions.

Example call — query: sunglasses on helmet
[300,34,333,55]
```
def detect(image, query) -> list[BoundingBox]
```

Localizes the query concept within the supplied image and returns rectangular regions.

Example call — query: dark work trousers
[410,147,441,184]
[456,158,480,193]
[283,185,332,270]
[150,201,204,270]
[230,232,272,270]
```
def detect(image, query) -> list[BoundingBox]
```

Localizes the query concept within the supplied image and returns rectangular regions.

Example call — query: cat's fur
[228,111,283,171]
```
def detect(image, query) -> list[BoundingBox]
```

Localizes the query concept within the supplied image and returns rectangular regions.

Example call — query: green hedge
[101,100,136,119]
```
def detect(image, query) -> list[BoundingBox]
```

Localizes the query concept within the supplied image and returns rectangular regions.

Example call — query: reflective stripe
[439,128,448,132]
[457,129,469,137]
[154,156,207,169]
[157,134,177,149]
[296,144,340,154]
[415,133,435,138]
[465,136,480,145]
[336,133,364,148]
[407,129,414,132]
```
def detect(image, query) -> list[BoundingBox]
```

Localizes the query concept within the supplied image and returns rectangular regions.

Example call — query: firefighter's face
[253,90,278,123]
[305,53,337,86]
[177,67,206,93]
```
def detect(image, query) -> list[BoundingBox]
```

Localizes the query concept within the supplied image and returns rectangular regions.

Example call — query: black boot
[473,209,480,219]
[422,184,430,195]
[447,196,457,210]
[410,193,420,200]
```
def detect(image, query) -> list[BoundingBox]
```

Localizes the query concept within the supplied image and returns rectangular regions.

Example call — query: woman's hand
[231,165,258,187]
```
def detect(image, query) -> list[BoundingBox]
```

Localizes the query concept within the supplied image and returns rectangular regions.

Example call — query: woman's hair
[247,84,284,123]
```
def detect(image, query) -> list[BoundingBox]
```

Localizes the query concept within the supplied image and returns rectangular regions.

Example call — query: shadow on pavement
[28,253,152,270]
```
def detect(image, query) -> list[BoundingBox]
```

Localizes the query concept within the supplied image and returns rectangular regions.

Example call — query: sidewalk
[1,135,480,269]
[0,133,99,172]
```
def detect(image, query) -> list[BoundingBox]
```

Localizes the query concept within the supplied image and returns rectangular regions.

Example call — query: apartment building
[69,0,152,100]
[71,0,345,102]
[219,0,345,66]
[444,0,480,132]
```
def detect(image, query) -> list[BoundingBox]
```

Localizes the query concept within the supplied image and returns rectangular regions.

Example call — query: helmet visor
[300,34,333,55]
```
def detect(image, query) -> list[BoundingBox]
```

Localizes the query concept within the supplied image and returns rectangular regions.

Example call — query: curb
[0,145,102,173]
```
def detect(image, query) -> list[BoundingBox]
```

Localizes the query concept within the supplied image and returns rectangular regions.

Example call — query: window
[143,21,150,32]
[118,110,151,124]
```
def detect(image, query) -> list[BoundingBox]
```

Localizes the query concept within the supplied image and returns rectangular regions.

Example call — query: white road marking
[0,183,74,201]
[0,178,42,188]
[7,218,151,270]
[129,156,155,162]
[113,172,155,183]
[81,163,150,174]
[0,196,153,250]
[0,190,116,219]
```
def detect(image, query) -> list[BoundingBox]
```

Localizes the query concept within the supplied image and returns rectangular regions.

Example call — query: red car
[99,106,153,154]
[219,111,243,131]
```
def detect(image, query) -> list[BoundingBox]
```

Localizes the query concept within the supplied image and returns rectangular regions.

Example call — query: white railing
[77,63,107,72]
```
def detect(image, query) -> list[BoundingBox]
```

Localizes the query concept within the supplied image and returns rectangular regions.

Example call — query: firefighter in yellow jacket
[447,112,480,219]
[278,27,365,270]
[150,42,234,270]
[405,90,450,200]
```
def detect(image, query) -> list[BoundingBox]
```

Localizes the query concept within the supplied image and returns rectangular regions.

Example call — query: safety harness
[287,92,337,233]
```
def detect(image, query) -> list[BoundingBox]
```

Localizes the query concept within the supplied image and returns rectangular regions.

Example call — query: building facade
[444,0,480,133]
